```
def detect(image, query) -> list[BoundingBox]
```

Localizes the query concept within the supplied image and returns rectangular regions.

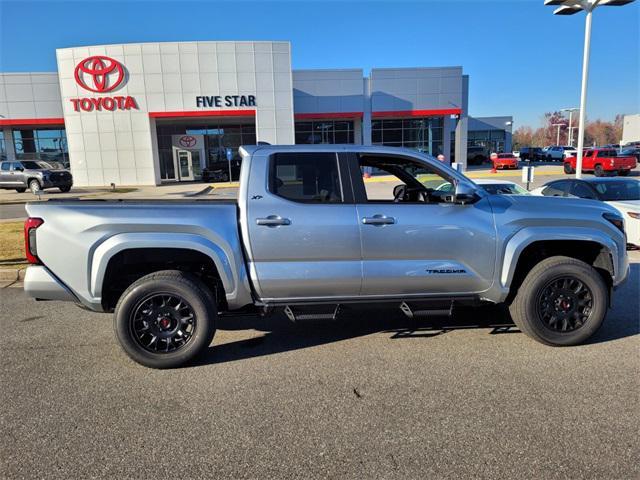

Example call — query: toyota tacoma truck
[24,145,629,368]
[564,148,637,176]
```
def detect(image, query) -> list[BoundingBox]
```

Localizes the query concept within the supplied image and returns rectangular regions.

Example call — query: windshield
[481,183,530,195]
[592,181,640,201]
[20,161,53,170]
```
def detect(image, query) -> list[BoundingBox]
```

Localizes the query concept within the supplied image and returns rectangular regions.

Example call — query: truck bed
[25,199,251,311]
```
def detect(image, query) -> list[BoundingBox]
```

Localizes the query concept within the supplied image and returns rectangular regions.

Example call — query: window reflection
[11,128,68,168]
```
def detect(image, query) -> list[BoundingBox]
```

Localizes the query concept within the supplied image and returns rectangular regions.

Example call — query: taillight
[24,217,44,264]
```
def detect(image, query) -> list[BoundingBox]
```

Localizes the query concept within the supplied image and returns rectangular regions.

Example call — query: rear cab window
[269,152,344,203]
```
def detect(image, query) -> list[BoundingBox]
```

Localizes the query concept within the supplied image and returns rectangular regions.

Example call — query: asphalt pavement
[1,253,638,479]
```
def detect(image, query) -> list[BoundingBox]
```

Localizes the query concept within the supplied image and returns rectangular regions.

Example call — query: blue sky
[0,0,638,127]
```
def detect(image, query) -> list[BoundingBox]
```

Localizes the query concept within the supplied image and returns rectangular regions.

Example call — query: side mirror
[454,183,478,204]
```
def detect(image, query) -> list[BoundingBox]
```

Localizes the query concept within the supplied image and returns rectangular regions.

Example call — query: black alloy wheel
[536,276,593,333]
[114,270,217,368]
[130,293,197,353]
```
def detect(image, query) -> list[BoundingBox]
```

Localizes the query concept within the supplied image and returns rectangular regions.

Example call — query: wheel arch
[91,232,249,312]
[502,229,618,302]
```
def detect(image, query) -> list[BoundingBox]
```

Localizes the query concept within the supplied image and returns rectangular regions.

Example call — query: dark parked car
[0,160,73,193]
[518,147,544,161]
[620,147,640,162]
[467,145,489,165]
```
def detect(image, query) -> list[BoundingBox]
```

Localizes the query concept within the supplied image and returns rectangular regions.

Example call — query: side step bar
[284,304,341,322]
[399,301,453,319]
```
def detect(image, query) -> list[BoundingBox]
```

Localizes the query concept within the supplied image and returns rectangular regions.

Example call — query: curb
[0,268,26,282]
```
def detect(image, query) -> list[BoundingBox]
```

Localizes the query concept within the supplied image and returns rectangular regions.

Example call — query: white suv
[544,145,575,161]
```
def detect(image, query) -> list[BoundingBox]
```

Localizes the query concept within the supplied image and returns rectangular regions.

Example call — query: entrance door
[352,152,497,297]
[173,150,202,181]
[176,150,194,181]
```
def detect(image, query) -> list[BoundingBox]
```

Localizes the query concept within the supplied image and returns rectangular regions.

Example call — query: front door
[245,151,362,301]
[352,152,497,297]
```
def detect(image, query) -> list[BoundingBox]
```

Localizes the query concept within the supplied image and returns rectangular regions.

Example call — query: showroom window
[294,120,355,145]
[371,117,443,156]
[156,123,256,181]
[0,136,5,161]
[12,128,68,168]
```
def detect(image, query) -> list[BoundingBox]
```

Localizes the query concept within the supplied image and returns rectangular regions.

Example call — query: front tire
[509,256,608,346]
[29,179,41,194]
[618,170,629,177]
[563,163,574,174]
[59,186,71,192]
[15,188,26,193]
[114,270,217,368]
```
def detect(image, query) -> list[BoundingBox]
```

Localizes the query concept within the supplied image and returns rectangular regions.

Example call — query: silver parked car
[23,145,629,368]
[0,160,73,193]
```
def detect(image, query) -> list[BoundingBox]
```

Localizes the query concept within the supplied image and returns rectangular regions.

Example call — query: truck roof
[240,143,440,159]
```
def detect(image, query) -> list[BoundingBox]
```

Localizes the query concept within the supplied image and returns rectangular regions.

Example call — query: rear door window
[542,181,569,197]
[0,163,10,171]
[568,182,597,199]
[269,152,343,203]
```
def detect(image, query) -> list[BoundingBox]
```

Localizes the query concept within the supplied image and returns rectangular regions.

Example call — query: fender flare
[90,232,236,301]
[500,227,619,288]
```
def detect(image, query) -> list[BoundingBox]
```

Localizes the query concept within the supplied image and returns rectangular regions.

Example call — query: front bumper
[41,176,73,188]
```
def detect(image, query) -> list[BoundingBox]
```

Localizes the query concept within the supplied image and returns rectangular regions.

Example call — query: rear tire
[15,188,26,193]
[29,179,41,194]
[114,270,217,369]
[509,256,608,346]
[563,163,574,174]
[618,170,629,177]
[59,186,71,192]
[594,164,604,177]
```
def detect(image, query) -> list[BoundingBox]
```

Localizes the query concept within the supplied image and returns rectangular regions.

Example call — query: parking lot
[1,252,638,479]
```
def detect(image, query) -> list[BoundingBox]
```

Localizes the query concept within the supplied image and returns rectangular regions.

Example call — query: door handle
[256,215,291,227]
[362,215,396,225]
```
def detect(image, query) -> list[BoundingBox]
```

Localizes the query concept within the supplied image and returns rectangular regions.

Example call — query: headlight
[603,212,625,234]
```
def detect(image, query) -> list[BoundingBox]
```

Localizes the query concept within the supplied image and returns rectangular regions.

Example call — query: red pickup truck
[564,148,637,176]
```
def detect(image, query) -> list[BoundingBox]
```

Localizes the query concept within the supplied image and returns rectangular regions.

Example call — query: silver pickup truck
[24,145,629,368]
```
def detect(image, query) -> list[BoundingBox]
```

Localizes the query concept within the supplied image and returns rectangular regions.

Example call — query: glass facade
[294,120,355,144]
[467,129,506,153]
[156,122,256,181]
[12,128,69,168]
[0,136,6,161]
[371,117,443,156]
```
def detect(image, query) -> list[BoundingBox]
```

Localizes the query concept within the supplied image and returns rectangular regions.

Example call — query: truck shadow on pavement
[193,263,639,367]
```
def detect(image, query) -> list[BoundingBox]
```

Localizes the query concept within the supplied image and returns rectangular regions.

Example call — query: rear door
[0,163,11,186]
[245,151,362,301]
[350,152,497,296]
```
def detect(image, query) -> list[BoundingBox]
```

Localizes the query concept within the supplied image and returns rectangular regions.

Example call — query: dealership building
[0,41,512,186]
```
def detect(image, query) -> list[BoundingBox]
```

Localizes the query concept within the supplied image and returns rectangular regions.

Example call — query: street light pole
[561,107,579,146]
[552,123,564,145]
[574,5,594,179]
[545,0,635,179]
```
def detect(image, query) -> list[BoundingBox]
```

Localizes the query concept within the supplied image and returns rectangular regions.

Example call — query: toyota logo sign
[179,136,197,148]
[74,56,125,93]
